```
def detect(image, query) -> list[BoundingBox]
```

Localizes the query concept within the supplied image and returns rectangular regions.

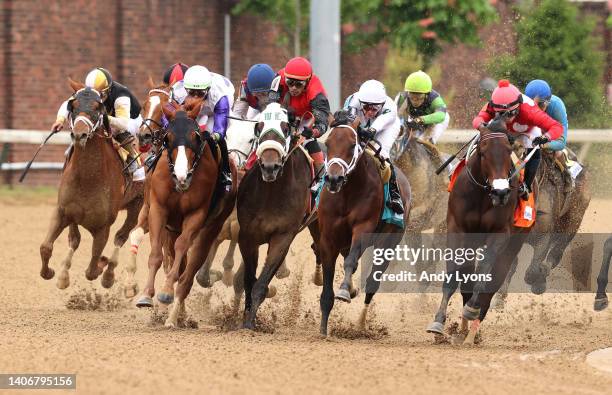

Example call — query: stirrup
[386,199,404,215]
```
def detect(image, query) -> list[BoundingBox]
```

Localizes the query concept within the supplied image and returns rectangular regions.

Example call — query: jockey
[183,65,235,190]
[164,62,189,105]
[269,57,329,184]
[395,70,449,144]
[51,67,144,181]
[344,80,404,214]
[525,79,568,152]
[473,79,564,200]
[233,63,276,120]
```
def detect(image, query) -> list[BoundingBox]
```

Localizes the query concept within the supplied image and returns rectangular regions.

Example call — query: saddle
[364,147,391,184]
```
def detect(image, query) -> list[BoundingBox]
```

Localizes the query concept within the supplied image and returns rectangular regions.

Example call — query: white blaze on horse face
[492,178,510,191]
[174,146,189,182]
[142,96,161,132]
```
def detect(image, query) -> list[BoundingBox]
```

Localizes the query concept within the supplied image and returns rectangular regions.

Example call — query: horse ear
[146,75,156,90]
[68,77,84,92]
[350,116,361,131]
[162,102,178,120]
[254,121,264,137]
[185,100,203,120]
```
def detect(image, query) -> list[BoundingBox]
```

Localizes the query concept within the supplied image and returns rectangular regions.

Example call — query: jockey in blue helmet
[525,79,568,152]
[233,63,276,120]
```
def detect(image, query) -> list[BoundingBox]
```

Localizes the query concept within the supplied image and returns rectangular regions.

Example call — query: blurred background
[0,0,610,189]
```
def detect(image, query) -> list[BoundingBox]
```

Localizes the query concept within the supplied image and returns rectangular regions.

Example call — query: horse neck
[70,134,116,182]
[341,154,376,196]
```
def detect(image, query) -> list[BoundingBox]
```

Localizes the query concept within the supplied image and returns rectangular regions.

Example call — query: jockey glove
[359,127,376,141]
[212,132,222,142]
[532,136,549,146]
[301,126,314,139]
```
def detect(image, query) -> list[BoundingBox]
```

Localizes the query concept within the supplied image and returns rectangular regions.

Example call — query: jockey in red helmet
[269,57,330,186]
[472,79,564,199]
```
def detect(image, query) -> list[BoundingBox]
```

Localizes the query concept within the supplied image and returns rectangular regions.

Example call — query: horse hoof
[491,295,506,311]
[135,295,153,308]
[312,271,323,287]
[335,288,351,303]
[56,272,70,290]
[157,293,174,305]
[164,318,177,328]
[101,270,115,289]
[243,321,255,331]
[222,270,234,287]
[266,285,277,298]
[594,296,609,312]
[195,270,212,288]
[463,304,480,321]
[85,268,101,281]
[349,287,359,299]
[531,282,546,295]
[275,265,290,279]
[426,321,445,335]
[124,283,138,299]
[40,267,55,280]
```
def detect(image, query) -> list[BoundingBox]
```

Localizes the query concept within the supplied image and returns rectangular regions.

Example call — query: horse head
[162,102,205,192]
[476,116,514,206]
[324,110,363,193]
[66,78,109,147]
[139,77,170,149]
[226,118,257,170]
[254,103,291,182]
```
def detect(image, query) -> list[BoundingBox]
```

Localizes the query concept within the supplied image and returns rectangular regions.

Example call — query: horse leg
[222,240,238,286]
[195,238,222,288]
[167,224,221,328]
[308,221,323,286]
[336,225,374,302]
[524,233,552,295]
[57,224,81,289]
[40,207,69,280]
[126,202,150,297]
[244,233,294,329]
[102,197,142,290]
[84,226,111,281]
[158,210,207,305]
[595,236,612,311]
[136,204,167,308]
[239,238,259,329]
[319,237,339,336]
[492,256,518,310]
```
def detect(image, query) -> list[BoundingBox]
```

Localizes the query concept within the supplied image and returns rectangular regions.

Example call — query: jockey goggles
[286,78,307,88]
[537,99,550,110]
[360,101,384,112]
[496,107,519,118]
[186,88,209,98]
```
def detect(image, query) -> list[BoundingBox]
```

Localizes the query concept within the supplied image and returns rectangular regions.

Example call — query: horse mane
[330,109,354,128]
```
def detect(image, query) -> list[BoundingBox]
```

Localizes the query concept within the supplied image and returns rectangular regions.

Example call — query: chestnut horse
[40,82,143,291]
[238,103,319,329]
[317,113,411,336]
[427,119,534,344]
[138,99,236,327]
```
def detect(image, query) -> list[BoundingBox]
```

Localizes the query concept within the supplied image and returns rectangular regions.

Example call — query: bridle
[465,132,516,191]
[68,88,109,140]
[140,88,170,146]
[162,116,207,188]
[325,124,364,181]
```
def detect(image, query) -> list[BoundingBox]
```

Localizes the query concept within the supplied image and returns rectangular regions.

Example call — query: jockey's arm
[53,100,70,130]
[529,106,563,142]
[421,96,447,125]
[472,104,493,132]
[544,98,568,151]
[108,96,131,132]
[370,102,398,133]
[310,93,331,136]
[213,96,230,138]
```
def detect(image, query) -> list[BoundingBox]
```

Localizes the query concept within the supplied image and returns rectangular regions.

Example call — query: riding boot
[115,131,139,173]
[311,161,325,194]
[387,165,405,214]
[217,137,232,191]
[520,147,541,201]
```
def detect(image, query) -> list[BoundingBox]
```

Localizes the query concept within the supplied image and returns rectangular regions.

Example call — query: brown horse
[317,113,411,336]
[40,81,144,291]
[427,121,533,344]
[137,99,236,328]
[238,103,318,329]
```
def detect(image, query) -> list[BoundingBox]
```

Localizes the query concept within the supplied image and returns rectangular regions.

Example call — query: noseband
[466,132,515,191]
[325,125,364,179]
[140,89,170,145]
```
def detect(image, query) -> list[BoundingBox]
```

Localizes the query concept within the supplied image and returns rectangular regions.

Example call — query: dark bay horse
[317,114,411,336]
[427,122,533,344]
[137,99,236,327]
[238,103,318,329]
[40,81,143,291]
[494,149,591,308]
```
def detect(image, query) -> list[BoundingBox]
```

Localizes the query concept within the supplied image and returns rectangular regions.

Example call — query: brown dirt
[1,199,612,394]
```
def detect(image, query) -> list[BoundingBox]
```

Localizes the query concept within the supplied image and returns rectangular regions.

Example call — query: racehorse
[427,118,534,344]
[238,103,319,329]
[39,81,144,291]
[317,112,411,336]
[137,98,236,328]
[494,148,591,308]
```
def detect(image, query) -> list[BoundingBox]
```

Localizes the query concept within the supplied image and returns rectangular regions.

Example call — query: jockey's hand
[405,119,421,130]
[51,119,64,133]
[533,136,549,146]
[212,132,222,142]
[301,126,314,139]
[359,127,376,141]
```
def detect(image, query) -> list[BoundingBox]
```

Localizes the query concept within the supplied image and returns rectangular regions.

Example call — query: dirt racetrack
[1,193,612,394]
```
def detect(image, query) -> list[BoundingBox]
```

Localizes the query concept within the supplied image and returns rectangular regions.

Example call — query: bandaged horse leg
[57,224,81,290]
